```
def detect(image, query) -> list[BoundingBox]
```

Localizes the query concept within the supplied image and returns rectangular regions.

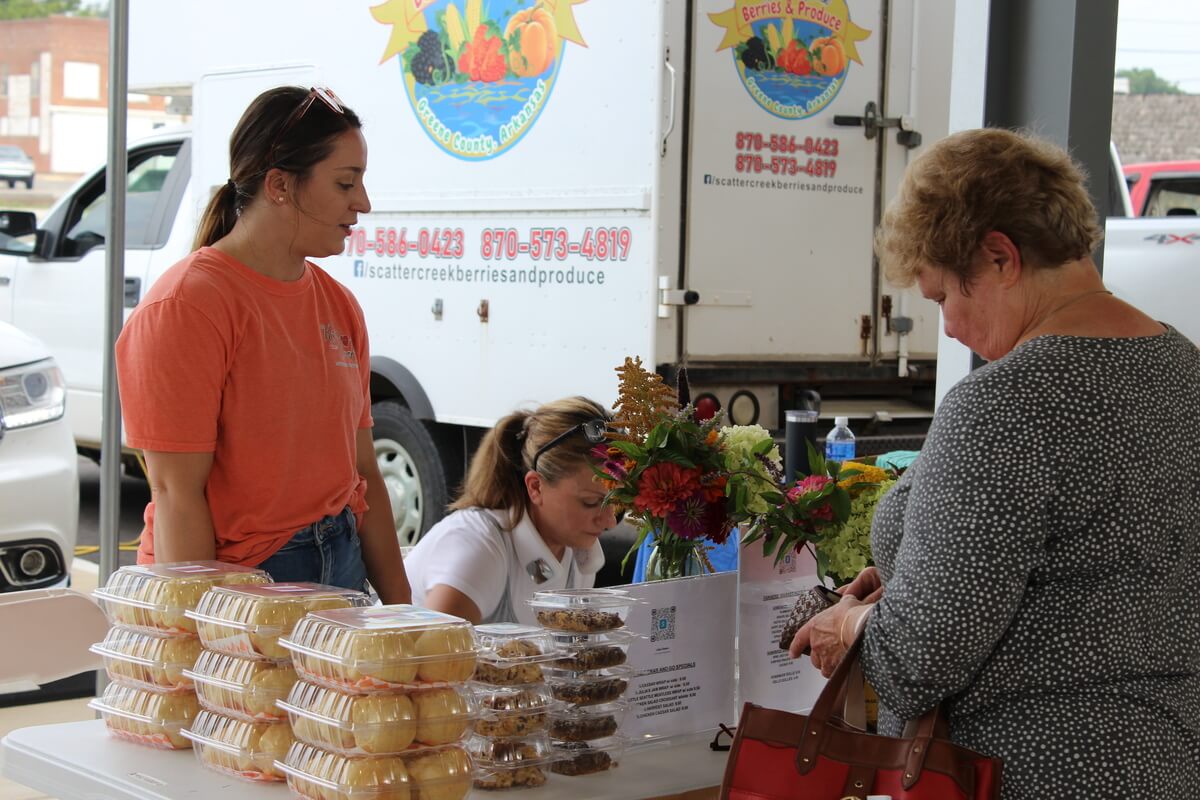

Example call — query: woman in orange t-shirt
[116,86,409,603]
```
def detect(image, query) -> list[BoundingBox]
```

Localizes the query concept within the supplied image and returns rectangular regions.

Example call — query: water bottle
[824,416,856,462]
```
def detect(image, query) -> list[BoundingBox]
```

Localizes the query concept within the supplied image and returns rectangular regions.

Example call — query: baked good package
[279,605,478,693]
[187,582,370,660]
[93,561,271,635]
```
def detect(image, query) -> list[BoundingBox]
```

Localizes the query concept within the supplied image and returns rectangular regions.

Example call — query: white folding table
[1,720,727,800]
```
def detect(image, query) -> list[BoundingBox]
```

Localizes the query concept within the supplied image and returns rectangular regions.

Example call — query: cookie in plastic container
[181,709,294,782]
[280,679,477,755]
[90,625,202,693]
[465,733,556,791]
[472,623,563,686]
[547,628,637,672]
[548,735,627,776]
[470,682,555,738]
[188,582,370,661]
[89,681,200,750]
[279,605,477,693]
[528,589,633,633]
[183,649,297,722]
[93,561,271,635]
[543,665,632,707]
[546,700,628,742]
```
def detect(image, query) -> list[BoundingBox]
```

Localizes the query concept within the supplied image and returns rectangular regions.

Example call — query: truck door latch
[833,101,922,149]
[124,277,141,309]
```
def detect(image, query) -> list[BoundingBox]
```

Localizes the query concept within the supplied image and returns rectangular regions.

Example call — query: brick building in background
[0,15,182,176]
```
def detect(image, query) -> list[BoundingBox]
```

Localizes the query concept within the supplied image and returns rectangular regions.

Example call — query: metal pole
[98,0,129,604]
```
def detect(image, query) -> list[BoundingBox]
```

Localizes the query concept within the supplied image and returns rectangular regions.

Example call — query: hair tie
[226,179,237,193]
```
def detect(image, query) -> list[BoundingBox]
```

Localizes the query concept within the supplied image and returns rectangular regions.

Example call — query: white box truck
[0,0,980,543]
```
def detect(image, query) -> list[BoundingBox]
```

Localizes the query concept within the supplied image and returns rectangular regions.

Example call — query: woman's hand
[838,566,882,600]
[789,594,873,677]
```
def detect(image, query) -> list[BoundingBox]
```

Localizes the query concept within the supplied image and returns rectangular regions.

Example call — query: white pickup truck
[1103,145,1200,345]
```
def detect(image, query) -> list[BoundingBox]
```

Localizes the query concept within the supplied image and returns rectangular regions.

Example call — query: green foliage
[0,0,104,19]
[1117,67,1183,95]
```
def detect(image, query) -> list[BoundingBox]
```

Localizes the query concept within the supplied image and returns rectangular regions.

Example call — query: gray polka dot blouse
[862,327,1200,799]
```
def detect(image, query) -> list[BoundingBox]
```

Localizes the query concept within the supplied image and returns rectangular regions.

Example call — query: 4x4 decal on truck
[372,0,588,160]
[710,0,871,120]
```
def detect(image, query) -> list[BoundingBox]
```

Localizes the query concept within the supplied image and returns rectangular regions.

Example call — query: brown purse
[719,634,1003,800]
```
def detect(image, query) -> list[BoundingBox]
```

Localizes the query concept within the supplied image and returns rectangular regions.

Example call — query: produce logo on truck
[709,0,871,120]
[372,0,588,160]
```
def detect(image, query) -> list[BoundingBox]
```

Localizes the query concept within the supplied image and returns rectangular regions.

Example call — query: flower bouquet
[592,359,787,578]
[741,443,897,583]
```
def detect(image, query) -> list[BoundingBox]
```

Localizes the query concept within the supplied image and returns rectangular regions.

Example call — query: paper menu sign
[737,545,829,714]
[622,572,737,740]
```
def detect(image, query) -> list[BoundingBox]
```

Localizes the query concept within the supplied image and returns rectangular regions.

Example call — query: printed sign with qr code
[651,605,677,643]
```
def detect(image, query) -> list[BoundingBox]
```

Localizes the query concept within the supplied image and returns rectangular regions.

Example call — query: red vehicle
[1122,160,1200,217]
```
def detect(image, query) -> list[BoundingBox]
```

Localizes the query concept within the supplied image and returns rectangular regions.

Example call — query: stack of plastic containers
[178,582,371,782]
[529,589,636,777]
[273,605,480,800]
[89,561,272,750]
[467,623,565,791]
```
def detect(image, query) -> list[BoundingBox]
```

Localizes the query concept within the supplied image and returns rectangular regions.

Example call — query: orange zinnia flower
[706,429,719,446]
[634,462,702,517]
[702,475,727,502]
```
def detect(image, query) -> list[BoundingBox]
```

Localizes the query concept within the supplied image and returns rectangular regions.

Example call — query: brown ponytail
[192,181,239,249]
[450,396,609,527]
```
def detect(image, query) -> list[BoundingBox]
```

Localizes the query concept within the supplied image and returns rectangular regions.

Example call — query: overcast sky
[1116,0,1200,93]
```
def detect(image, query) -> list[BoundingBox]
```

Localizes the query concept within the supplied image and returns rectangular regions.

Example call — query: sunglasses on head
[531,418,608,474]
[269,86,346,164]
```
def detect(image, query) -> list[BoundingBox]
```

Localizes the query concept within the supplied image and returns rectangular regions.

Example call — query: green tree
[1117,67,1183,95]
[0,0,105,18]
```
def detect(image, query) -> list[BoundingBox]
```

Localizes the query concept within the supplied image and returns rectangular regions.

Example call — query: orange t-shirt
[116,247,373,566]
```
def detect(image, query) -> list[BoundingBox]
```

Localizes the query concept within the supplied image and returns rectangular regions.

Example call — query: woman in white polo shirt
[404,397,616,625]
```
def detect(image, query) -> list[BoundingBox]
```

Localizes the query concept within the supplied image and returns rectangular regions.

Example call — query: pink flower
[790,474,832,499]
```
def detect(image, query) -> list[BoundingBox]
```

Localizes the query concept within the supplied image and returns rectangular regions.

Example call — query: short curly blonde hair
[874,128,1104,288]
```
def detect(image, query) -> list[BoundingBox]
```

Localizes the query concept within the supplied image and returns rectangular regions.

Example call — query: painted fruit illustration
[411,29,454,85]
[740,36,769,70]
[459,24,507,82]
[776,39,812,75]
[505,5,558,77]
[811,36,845,76]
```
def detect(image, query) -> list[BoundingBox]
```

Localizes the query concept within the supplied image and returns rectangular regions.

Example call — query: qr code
[650,606,676,643]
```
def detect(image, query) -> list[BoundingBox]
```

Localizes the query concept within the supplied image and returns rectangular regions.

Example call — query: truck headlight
[0,358,66,429]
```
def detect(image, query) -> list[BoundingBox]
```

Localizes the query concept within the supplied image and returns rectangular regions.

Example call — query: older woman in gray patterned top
[789,128,1200,799]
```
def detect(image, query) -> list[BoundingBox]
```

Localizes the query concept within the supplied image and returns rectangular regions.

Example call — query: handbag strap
[797,629,947,787]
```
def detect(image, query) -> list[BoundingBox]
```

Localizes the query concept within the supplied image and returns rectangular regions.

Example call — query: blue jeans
[257,506,369,593]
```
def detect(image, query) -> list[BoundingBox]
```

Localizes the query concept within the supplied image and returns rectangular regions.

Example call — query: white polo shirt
[404,507,605,626]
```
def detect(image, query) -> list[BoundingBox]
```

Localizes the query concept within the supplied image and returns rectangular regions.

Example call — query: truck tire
[371,400,448,547]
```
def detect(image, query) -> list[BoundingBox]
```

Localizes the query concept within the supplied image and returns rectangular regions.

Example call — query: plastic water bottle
[824,416,856,462]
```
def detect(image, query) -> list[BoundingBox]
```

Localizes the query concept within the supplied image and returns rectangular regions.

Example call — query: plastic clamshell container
[548,735,627,776]
[93,561,272,635]
[466,733,556,791]
[473,623,563,686]
[528,589,632,633]
[470,682,555,738]
[546,700,627,742]
[279,605,478,693]
[543,666,632,707]
[90,625,203,693]
[187,582,371,661]
[181,709,295,782]
[183,649,297,722]
[547,629,636,672]
[279,679,478,756]
[89,681,200,750]
[275,741,474,800]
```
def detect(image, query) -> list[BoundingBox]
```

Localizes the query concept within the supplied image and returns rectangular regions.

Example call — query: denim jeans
[257,506,369,593]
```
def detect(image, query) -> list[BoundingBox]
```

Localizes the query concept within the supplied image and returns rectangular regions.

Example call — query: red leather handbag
[719,635,1002,800]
